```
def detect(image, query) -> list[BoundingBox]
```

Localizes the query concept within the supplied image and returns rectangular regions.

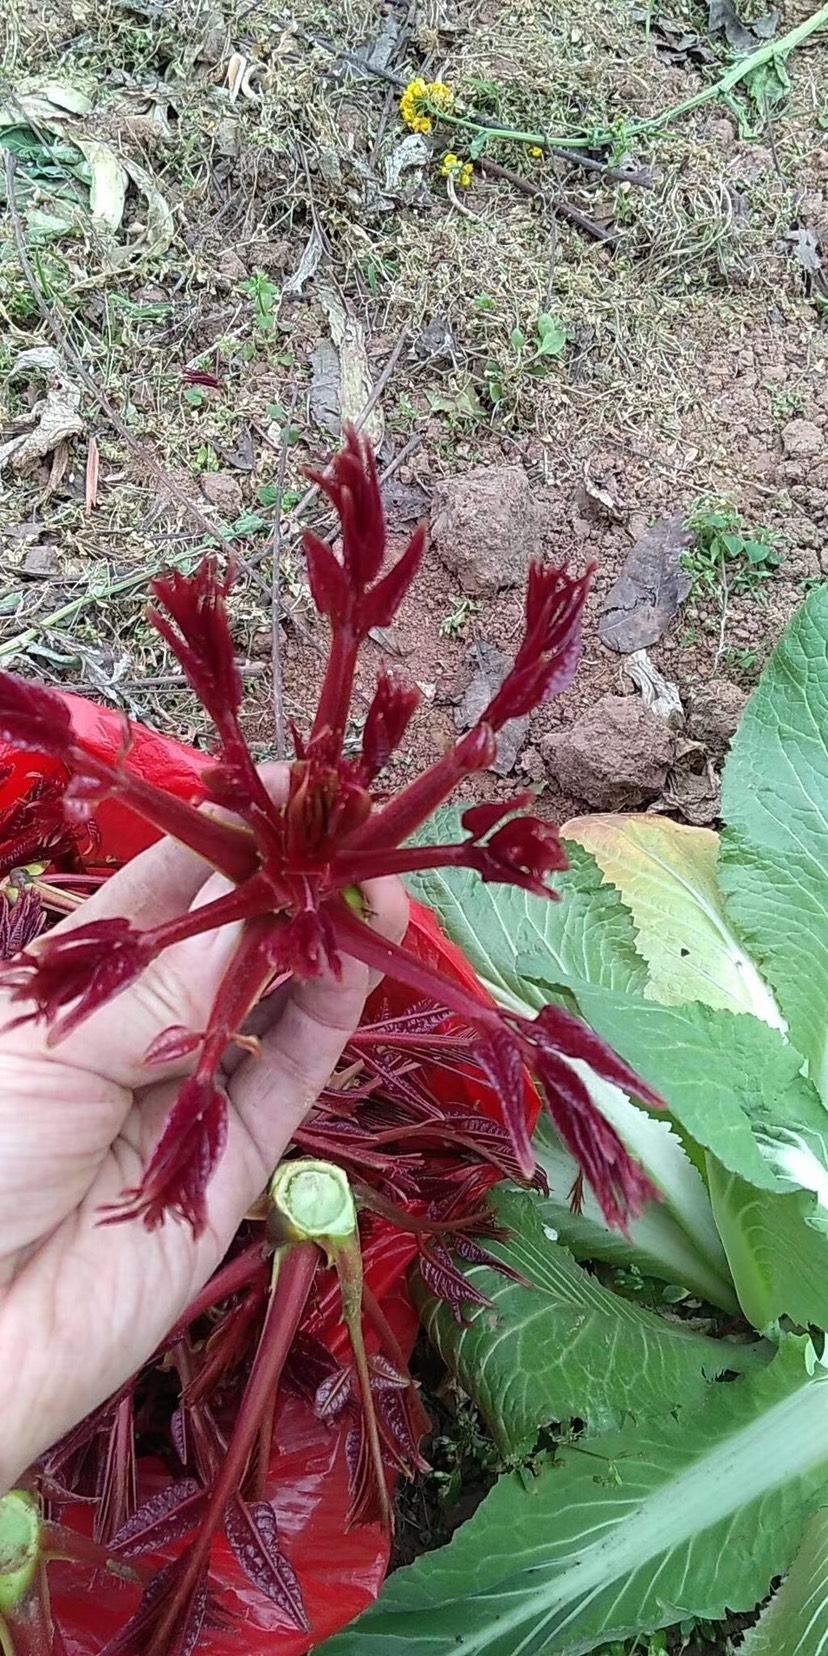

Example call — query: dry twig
[479,156,618,245]
[3,153,272,600]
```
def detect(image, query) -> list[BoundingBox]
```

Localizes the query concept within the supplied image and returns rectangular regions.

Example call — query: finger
[16,767,293,1083]
[55,835,212,936]
[222,948,372,1181]
[52,763,291,937]
[358,874,410,985]
[226,875,408,1177]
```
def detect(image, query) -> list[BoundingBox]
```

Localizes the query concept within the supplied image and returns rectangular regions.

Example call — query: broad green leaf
[708,1160,828,1331]
[720,584,828,1103]
[570,986,816,1192]
[534,1117,738,1310]
[739,1506,828,1656]
[317,1340,828,1656]
[415,1186,759,1455]
[563,812,783,1025]
[568,989,828,1324]
[407,808,646,1014]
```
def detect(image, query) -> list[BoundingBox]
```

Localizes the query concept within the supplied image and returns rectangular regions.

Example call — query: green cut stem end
[0,1493,41,1615]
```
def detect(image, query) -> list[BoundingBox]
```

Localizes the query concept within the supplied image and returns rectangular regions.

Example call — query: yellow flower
[529,145,544,158]
[440,153,472,186]
[429,81,454,111]
[400,77,453,133]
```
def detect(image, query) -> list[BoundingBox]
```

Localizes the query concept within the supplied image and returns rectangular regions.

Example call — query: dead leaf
[283,229,323,296]
[214,428,256,471]
[631,10,717,65]
[788,226,822,273]
[787,227,828,296]
[414,315,457,361]
[708,0,778,52]
[582,462,623,519]
[21,545,61,578]
[364,15,405,70]
[622,649,684,726]
[598,514,692,653]
[0,80,173,258]
[368,626,403,655]
[0,386,83,475]
[318,287,384,447]
[454,641,529,776]
[225,52,263,102]
[657,746,721,825]
[1,349,83,476]
[309,339,342,437]
[384,135,430,193]
[46,441,70,496]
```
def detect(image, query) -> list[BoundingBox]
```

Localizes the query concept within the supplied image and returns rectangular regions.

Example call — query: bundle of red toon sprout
[0,432,659,1656]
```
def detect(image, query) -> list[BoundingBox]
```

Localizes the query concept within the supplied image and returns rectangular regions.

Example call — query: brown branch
[549,148,655,188]
[478,156,618,245]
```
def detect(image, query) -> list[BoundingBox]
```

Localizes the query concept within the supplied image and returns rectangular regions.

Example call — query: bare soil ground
[2,0,827,836]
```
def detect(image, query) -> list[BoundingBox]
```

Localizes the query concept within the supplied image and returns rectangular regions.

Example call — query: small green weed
[596,1612,729,1653]
[484,311,567,414]
[440,596,481,638]
[768,384,804,421]
[683,501,782,598]
[722,646,762,680]
[257,483,301,510]
[192,444,220,473]
[682,501,781,659]
[428,1400,501,1509]
[239,270,280,333]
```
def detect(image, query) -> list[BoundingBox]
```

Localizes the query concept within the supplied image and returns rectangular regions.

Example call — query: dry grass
[0,0,825,735]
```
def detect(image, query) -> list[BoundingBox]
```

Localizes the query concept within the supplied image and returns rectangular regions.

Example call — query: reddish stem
[142,875,274,954]
[338,729,494,856]
[69,746,256,883]
[330,904,502,1037]
[167,1241,269,1343]
[309,627,359,755]
[331,842,480,883]
[148,1244,318,1656]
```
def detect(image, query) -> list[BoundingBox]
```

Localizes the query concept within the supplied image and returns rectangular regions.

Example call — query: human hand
[0,774,408,1493]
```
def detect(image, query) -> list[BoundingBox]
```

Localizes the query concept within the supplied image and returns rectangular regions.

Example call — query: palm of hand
[0,827,405,1493]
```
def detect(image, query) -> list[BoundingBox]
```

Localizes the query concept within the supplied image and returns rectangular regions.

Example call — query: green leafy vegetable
[738,1505,828,1656]
[564,813,784,1024]
[408,811,647,1010]
[720,584,828,1102]
[415,1186,760,1455]
[318,1341,828,1656]
[534,1116,738,1309]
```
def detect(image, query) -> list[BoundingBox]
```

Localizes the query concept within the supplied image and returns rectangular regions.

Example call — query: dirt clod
[781,419,824,458]
[215,249,247,285]
[687,679,749,757]
[541,696,676,809]
[199,471,244,516]
[430,467,542,596]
